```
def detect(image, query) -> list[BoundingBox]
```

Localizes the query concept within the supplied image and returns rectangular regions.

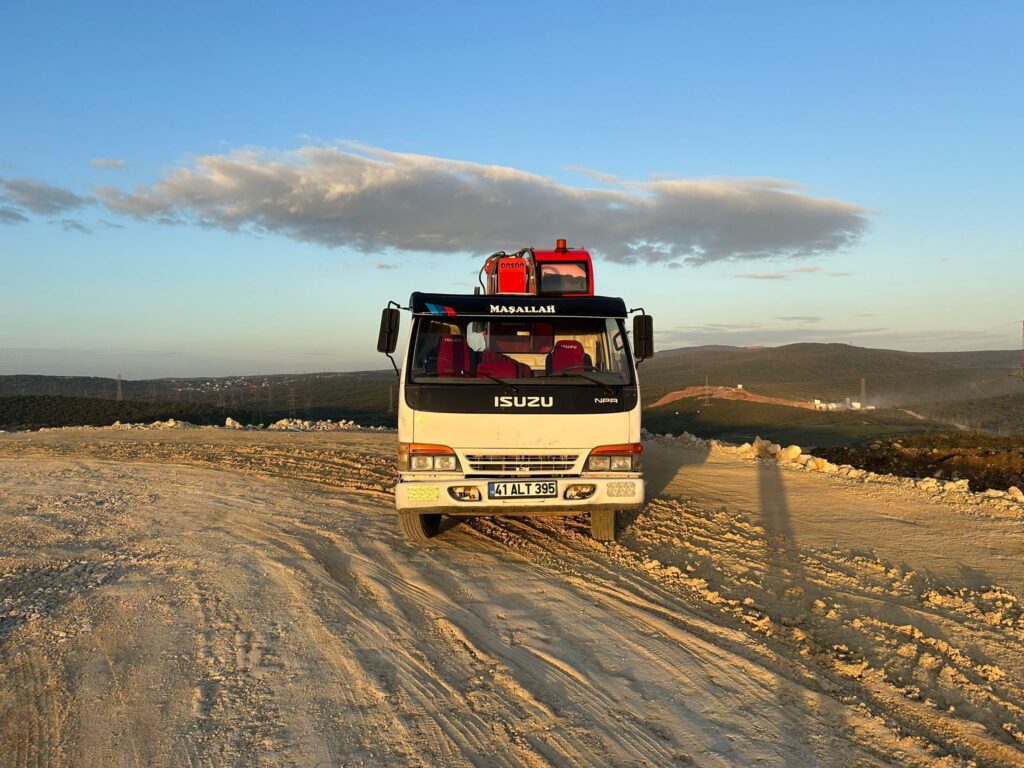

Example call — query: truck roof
[410,292,627,319]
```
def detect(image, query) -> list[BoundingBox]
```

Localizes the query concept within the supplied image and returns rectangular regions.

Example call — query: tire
[590,509,617,541]
[399,512,442,542]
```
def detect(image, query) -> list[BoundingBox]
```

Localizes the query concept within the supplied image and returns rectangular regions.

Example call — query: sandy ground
[0,430,1022,767]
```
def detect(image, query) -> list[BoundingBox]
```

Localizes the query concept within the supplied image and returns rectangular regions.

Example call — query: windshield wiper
[552,371,615,395]
[477,373,519,393]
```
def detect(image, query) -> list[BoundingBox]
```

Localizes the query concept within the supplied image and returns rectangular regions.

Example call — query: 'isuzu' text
[494,396,554,408]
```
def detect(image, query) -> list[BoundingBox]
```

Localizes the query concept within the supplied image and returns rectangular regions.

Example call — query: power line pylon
[1015,320,1024,380]
[116,374,124,402]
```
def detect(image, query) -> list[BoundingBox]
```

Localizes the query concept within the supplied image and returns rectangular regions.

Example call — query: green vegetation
[909,392,1024,435]
[0,395,394,432]
[0,396,232,431]
[643,396,939,448]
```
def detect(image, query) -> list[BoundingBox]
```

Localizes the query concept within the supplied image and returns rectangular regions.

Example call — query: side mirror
[633,314,654,359]
[377,307,400,354]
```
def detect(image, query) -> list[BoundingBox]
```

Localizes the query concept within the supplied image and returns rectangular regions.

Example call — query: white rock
[225,417,243,429]
[777,445,803,463]
[806,457,835,473]
[1007,486,1024,502]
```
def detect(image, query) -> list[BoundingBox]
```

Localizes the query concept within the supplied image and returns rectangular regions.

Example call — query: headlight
[410,455,434,471]
[399,443,462,472]
[610,456,632,471]
[434,455,457,472]
[586,443,642,472]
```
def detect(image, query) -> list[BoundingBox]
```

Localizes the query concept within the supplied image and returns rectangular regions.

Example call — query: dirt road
[1,430,1022,767]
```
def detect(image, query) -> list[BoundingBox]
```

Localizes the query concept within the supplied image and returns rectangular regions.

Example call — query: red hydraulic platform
[480,239,594,297]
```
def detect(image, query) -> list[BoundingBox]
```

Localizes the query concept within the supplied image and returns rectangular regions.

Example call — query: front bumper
[395,475,645,516]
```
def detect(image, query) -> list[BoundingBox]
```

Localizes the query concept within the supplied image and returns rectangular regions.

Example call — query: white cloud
[97,143,871,265]
[0,206,29,224]
[55,218,92,234]
[733,272,791,280]
[90,158,126,170]
[733,264,852,280]
[0,177,91,215]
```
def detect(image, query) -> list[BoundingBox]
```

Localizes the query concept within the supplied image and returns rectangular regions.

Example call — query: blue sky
[1,1,1021,377]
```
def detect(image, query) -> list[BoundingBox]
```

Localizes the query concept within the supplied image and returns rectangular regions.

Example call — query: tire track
[2,437,1023,766]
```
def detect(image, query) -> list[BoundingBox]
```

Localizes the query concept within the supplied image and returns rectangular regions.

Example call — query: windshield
[408,316,632,385]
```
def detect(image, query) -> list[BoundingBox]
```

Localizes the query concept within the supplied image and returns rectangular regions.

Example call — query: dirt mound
[822,440,1024,492]
[648,385,817,410]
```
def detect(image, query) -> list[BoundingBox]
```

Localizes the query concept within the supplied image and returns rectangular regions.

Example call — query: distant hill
[640,343,1020,406]
[2,343,1019,438]
[0,371,397,427]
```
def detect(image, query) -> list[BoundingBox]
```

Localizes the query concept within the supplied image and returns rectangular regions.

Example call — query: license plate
[488,481,557,499]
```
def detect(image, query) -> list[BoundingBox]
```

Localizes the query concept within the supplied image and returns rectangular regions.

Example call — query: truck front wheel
[590,509,617,541]
[399,512,442,542]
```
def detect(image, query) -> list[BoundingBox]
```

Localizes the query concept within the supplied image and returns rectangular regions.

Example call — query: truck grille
[464,453,579,476]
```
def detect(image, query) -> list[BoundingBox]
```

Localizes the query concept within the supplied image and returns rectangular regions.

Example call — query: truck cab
[377,241,653,542]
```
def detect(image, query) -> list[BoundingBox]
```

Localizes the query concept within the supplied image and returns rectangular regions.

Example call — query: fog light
[435,455,458,472]
[564,484,596,500]
[448,486,481,502]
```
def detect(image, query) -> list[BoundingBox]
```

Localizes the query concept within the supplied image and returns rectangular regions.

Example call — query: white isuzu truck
[376,240,653,542]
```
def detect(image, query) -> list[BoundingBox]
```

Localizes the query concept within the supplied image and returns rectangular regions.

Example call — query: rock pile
[39,419,200,432]
[267,418,389,432]
[31,418,392,434]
